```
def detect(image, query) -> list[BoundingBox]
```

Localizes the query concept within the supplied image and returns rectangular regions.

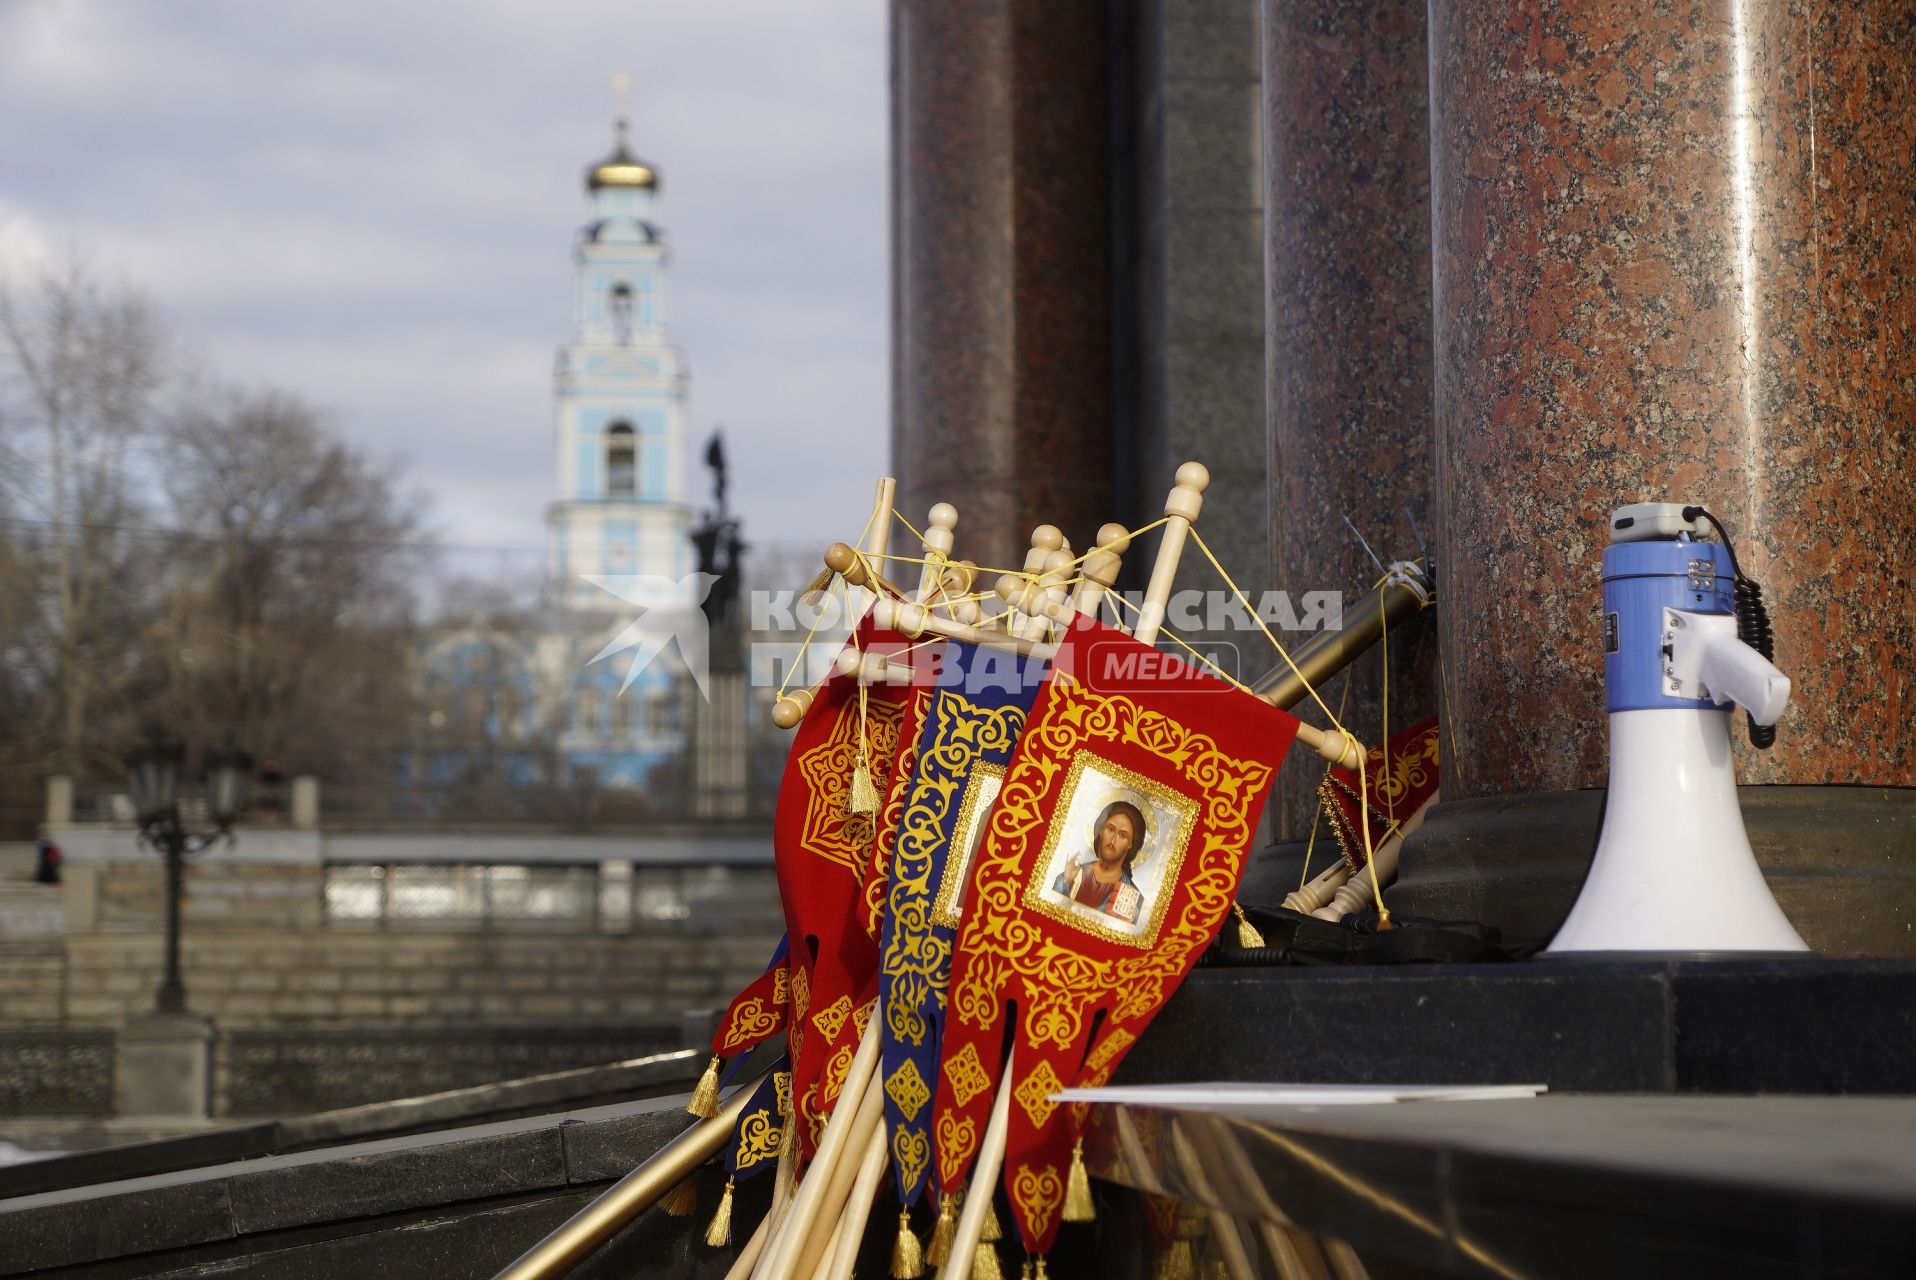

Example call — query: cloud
[0,0,889,577]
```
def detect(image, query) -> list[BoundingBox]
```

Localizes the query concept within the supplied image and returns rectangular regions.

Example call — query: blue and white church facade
[546,119,692,607]
[407,121,703,813]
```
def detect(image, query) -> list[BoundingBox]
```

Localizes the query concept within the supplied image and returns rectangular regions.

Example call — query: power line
[0,514,550,554]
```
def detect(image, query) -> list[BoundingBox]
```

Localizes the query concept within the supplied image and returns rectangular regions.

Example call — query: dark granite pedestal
[1388,787,1916,955]
[1085,1095,1916,1278]
[1116,960,1916,1095]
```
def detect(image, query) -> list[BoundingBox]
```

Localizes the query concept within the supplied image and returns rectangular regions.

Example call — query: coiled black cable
[1683,505,1778,750]
[1734,577,1777,748]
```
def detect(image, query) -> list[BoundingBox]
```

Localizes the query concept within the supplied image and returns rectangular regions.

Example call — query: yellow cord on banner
[776,574,849,701]
[1106,592,1253,694]
[1186,526,1372,874]
[1296,669,1354,892]
[1368,579,1392,927]
[870,513,1180,589]
[1188,527,1342,730]
[1380,579,1392,821]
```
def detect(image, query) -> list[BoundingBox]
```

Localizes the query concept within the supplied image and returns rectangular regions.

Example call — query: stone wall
[53,928,774,1030]
[0,858,783,1120]
[0,942,67,1025]
[22,861,782,1031]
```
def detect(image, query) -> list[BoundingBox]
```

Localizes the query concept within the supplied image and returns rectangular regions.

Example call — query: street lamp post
[123,733,252,1015]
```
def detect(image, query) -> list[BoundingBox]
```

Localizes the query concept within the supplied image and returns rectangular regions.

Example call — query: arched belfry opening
[609,280,634,344]
[606,422,636,496]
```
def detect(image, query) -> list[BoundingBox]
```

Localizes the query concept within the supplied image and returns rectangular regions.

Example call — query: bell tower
[545,113,691,609]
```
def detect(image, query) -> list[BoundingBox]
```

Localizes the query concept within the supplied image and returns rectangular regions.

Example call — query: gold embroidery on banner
[885,1059,932,1120]
[948,681,1273,1051]
[943,1041,992,1107]
[1020,750,1199,951]
[719,997,779,1052]
[864,686,935,939]
[795,696,906,869]
[774,1070,792,1117]
[882,694,1027,1051]
[1083,1026,1135,1075]
[893,1125,931,1190]
[772,966,789,1008]
[937,1111,977,1184]
[790,966,810,1025]
[934,763,1005,928]
[1069,1061,1115,1127]
[1319,722,1440,869]
[812,995,853,1046]
[820,1042,855,1105]
[854,1000,873,1038]
[1371,722,1440,819]
[735,1108,784,1170]
[789,964,809,1061]
[799,1082,819,1141]
[1009,1162,1064,1240]
[1013,1059,1065,1129]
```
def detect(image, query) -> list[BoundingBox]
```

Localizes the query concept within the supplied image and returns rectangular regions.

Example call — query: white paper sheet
[1051,1082,1548,1108]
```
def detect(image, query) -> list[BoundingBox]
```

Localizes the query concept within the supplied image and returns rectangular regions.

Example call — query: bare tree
[139,386,424,798]
[0,259,166,783]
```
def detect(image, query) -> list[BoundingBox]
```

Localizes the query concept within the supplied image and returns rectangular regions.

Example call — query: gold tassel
[927,1192,959,1266]
[848,763,880,814]
[1063,1139,1096,1222]
[661,1174,698,1217]
[1233,903,1266,948]
[970,1243,1002,1280]
[801,566,835,604]
[687,1054,722,1119]
[1154,1239,1196,1280]
[891,1208,926,1278]
[980,1197,1002,1243]
[703,1177,735,1247]
[1034,1259,1051,1280]
[1019,1262,1033,1280]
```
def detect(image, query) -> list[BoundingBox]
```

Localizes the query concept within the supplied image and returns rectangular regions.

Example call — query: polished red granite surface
[1264,0,1440,833]
[890,0,1115,571]
[1429,0,1915,797]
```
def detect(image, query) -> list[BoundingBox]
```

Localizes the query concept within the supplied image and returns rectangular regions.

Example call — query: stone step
[0,844,39,882]
[0,896,62,940]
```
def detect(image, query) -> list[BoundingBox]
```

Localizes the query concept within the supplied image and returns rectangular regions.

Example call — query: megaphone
[1545,502,1808,955]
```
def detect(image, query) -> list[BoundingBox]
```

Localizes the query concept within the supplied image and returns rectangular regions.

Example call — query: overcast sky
[0,0,888,579]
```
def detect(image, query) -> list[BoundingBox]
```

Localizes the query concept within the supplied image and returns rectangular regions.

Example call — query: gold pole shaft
[492,1069,769,1280]
[1249,572,1430,712]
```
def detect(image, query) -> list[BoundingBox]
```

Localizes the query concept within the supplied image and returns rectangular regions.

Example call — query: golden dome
[587,118,658,192]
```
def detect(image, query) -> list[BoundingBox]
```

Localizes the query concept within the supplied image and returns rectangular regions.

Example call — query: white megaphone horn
[1545,501,1808,956]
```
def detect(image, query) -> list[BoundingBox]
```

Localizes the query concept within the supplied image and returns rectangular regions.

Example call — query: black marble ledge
[0,1047,703,1201]
[1114,959,1916,1094]
[0,1093,702,1276]
[1085,1095,1916,1278]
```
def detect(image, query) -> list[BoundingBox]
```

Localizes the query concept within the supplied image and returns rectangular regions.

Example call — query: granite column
[1403,0,1916,950]
[1264,0,1439,836]
[890,0,1115,570]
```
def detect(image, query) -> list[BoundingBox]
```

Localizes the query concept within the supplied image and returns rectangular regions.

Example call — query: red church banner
[930,615,1299,1252]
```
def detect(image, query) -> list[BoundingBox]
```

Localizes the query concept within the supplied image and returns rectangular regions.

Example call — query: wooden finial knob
[1030,524,1064,553]
[772,686,814,729]
[1095,522,1131,554]
[824,542,865,585]
[928,503,958,532]
[1164,463,1209,523]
